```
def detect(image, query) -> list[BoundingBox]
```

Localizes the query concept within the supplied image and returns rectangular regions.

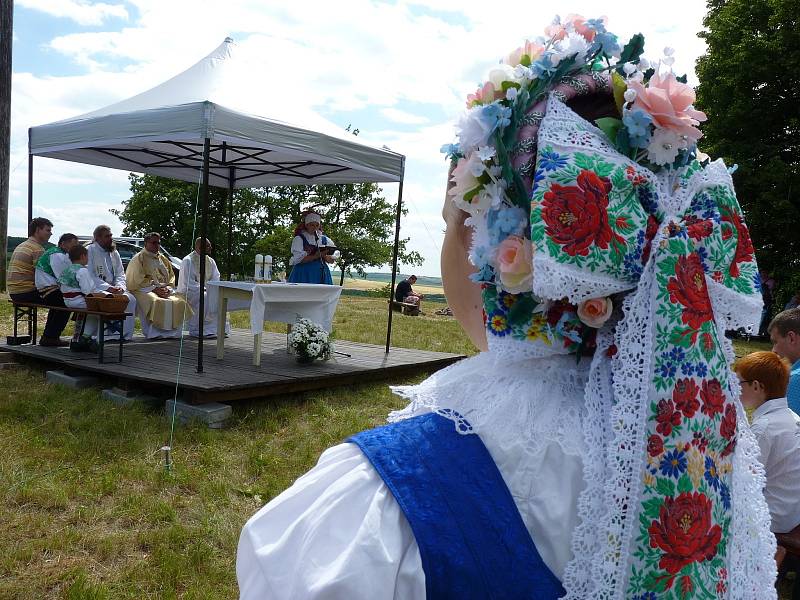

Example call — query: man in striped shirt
[7,217,70,346]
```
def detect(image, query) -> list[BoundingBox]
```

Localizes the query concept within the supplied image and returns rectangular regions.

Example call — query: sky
[8,0,710,277]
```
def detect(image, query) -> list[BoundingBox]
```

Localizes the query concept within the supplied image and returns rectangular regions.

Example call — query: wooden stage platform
[1,330,464,403]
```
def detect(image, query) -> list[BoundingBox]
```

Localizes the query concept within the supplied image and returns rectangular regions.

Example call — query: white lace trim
[533,253,636,304]
[486,332,574,361]
[718,317,777,599]
[561,326,615,597]
[388,352,591,458]
[706,276,763,334]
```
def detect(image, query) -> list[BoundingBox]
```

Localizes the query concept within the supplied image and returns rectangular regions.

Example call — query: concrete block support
[165,399,231,429]
[46,370,99,389]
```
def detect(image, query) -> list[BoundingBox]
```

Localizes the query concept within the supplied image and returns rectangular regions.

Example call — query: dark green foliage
[695,0,800,301]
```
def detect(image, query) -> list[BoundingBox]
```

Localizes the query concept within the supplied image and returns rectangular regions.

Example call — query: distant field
[339,276,444,296]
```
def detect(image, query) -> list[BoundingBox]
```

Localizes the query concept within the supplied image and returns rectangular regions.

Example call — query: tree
[695,0,800,305]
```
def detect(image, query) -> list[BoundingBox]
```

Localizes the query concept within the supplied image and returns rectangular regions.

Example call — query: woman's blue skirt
[288,259,333,285]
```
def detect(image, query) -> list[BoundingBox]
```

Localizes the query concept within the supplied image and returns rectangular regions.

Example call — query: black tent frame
[28,133,405,373]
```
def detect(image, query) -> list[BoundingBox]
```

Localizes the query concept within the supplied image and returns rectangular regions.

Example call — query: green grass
[0,293,785,598]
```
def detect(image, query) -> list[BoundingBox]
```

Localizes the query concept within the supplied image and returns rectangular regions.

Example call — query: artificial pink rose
[466,81,501,108]
[576,297,613,328]
[496,235,533,294]
[629,72,707,141]
[505,40,545,67]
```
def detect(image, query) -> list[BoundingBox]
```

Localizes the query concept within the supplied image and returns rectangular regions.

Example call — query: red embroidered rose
[541,170,624,256]
[667,254,713,330]
[700,378,726,418]
[648,434,664,456]
[721,438,737,458]
[656,398,682,436]
[720,403,737,441]
[673,378,700,418]
[720,205,754,278]
[648,492,723,574]
[684,215,714,241]
[641,214,660,265]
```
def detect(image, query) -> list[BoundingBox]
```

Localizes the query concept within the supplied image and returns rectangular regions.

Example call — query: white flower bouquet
[289,318,332,363]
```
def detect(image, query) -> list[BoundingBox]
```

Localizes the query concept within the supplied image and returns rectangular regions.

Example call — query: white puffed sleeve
[236,442,425,600]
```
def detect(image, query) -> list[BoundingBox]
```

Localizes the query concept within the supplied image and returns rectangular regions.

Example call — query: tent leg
[227,166,234,280]
[386,161,405,353]
[197,137,211,373]
[27,139,32,224]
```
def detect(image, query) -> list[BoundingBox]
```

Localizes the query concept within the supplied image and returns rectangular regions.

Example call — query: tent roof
[29,38,404,187]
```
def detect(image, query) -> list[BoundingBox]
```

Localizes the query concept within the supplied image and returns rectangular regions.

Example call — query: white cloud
[9,0,710,276]
[380,108,429,125]
[17,0,128,26]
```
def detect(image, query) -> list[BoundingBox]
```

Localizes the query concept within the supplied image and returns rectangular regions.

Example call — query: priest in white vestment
[86,225,137,340]
[125,232,192,339]
[177,238,229,338]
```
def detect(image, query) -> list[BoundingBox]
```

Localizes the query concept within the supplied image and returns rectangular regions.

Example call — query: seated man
[394,274,424,306]
[87,225,136,340]
[7,217,71,346]
[177,237,230,338]
[735,351,800,534]
[125,232,192,339]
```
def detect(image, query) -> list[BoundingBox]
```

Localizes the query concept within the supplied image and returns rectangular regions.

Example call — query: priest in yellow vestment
[125,232,192,339]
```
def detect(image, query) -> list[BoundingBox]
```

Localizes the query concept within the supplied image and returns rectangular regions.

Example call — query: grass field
[0,293,785,599]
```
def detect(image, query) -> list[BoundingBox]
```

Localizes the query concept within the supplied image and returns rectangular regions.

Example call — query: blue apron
[288,234,333,284]
[349,413,565,600]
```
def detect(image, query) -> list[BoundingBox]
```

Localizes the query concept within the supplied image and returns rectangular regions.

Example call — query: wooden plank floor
[1,330,464,403]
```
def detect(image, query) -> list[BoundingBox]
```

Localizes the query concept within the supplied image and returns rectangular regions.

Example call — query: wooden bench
[388,299,420,316]
[8,300,132,364]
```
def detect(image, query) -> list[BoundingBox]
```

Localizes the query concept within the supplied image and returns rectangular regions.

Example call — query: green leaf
[612,71,627,113]
[669,327,697,349]
[507,294,536,326]
[596,117,623,145]
[573,152,594,171]
[656,477,676,498]
[677,473,693,494]
[641,497,663,521]
[618,33,646,69]
[676,73,688,84]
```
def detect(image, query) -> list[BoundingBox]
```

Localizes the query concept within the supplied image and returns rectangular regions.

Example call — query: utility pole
[0,0,12,292]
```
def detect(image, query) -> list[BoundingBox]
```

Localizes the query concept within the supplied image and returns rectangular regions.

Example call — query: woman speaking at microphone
[287,210,336,285]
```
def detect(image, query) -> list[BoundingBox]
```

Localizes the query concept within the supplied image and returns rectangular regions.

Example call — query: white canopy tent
[27,38,407,372]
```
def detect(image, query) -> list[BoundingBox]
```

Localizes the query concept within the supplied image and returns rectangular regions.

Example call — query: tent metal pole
[27,130,32,224]
[227,166,234,280]
[197,137,211,373]
[385,158,406,353]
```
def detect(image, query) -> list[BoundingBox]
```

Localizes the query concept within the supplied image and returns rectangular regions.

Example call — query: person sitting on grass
[58,245,107,347]
[394,274,424,307]
[35,232,78,300]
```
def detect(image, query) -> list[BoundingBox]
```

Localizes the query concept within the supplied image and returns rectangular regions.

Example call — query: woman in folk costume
[237,15,776,599]
[287,210,336,285]
[177,237,230,338]
[126,232,192,339]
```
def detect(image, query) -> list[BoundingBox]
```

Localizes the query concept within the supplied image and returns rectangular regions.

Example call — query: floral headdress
[443,15,775,599]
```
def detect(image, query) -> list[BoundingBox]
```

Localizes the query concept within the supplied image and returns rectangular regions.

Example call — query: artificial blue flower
[495,207,526,236]
[555,313,582,344]
[659,449,687,479]
[472,246,492,269]
[586,18,607,34]
[539,149,568,172]
[469,263,494,284]
[590,31,620,57]
[530,53,558,79]
[440,143,461,159]
[704,456,721,490]
[623,109,653,149]
[479,103,512,135]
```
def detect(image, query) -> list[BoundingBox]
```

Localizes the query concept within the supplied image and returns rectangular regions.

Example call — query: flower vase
[296,354,315,365]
